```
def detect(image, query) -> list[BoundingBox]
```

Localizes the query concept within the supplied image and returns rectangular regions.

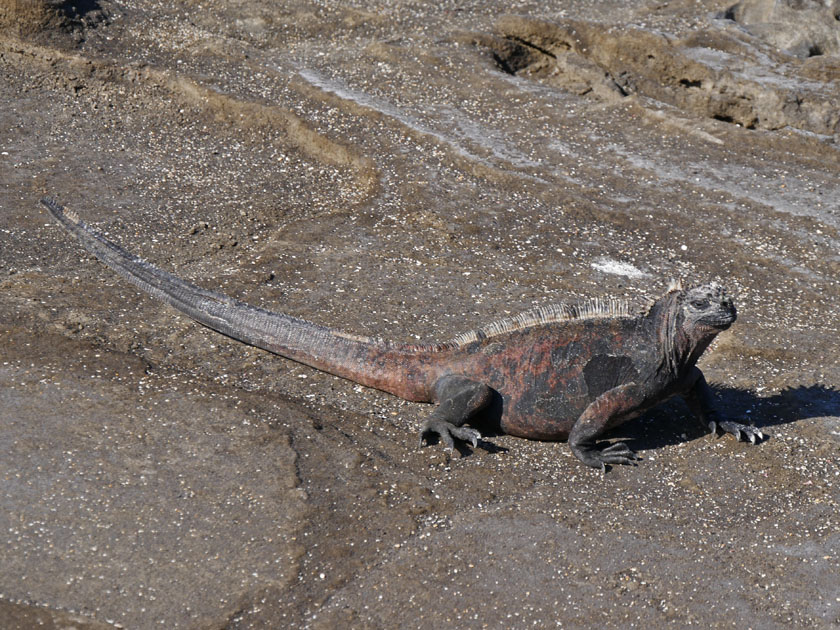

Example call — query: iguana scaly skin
[42,198,764,469]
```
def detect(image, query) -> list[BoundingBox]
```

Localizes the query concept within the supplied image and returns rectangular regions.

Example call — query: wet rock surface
[1,0,839,627]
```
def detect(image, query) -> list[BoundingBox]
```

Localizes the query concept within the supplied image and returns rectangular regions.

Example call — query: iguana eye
[690,299,710,309]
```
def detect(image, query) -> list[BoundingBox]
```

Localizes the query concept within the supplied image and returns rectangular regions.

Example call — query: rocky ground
[1,0,839,628]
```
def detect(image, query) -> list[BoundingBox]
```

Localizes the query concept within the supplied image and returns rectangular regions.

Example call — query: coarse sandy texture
[1,0,839,628]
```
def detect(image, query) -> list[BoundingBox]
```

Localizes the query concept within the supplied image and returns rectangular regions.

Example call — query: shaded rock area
[483,13,840,133]
[1,0,839,628]
[0,0,109,43]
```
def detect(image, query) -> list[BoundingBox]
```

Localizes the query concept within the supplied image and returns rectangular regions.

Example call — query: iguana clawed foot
[709,420,765,444]
[419,374,492,453]
[570,440,639,470]
[419,419,482,451]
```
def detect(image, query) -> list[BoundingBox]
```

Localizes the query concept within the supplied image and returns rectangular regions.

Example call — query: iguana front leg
[419,374,493,451]
[680,367,765,443]
[568,383,642,470]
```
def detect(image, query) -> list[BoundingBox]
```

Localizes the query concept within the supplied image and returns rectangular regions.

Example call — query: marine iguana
[42,197,763,469]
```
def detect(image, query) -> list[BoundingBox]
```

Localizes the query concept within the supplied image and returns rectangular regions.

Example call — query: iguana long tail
[41,198,438,401]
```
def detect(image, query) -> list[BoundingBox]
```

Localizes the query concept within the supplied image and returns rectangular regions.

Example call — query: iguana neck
[651,291,719,378]
[651,292,690,377]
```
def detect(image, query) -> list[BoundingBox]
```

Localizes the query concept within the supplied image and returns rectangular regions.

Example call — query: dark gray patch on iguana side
[584,355,638,399]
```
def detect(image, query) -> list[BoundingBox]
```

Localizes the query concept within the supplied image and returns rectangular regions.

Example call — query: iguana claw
[599,441,639,465]
[715,420,764,444]
[572,441,639,469]
[419,419,481,451]
[420,375,489,452]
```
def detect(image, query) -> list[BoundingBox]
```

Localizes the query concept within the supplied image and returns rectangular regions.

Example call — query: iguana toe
[571,441,638,469]
[419,419,481,451]
[718,420,764,444]
[419,423,454,451]
[601,442,635,455]
[450,426,481,448]
[599,442,639,465]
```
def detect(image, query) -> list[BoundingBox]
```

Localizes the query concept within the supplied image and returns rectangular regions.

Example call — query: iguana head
[678,282,737,332]
[654,281,736,373]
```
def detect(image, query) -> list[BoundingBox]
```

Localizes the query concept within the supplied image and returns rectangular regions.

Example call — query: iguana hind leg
[419,374,492,451]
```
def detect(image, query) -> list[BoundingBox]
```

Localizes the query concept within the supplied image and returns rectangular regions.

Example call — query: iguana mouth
[701,310,737,330]
[708,319,734,330]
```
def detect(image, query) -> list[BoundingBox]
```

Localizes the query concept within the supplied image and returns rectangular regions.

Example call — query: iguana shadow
[607,383,840,453]
[60,0,104,19]
[457,383,839,457]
